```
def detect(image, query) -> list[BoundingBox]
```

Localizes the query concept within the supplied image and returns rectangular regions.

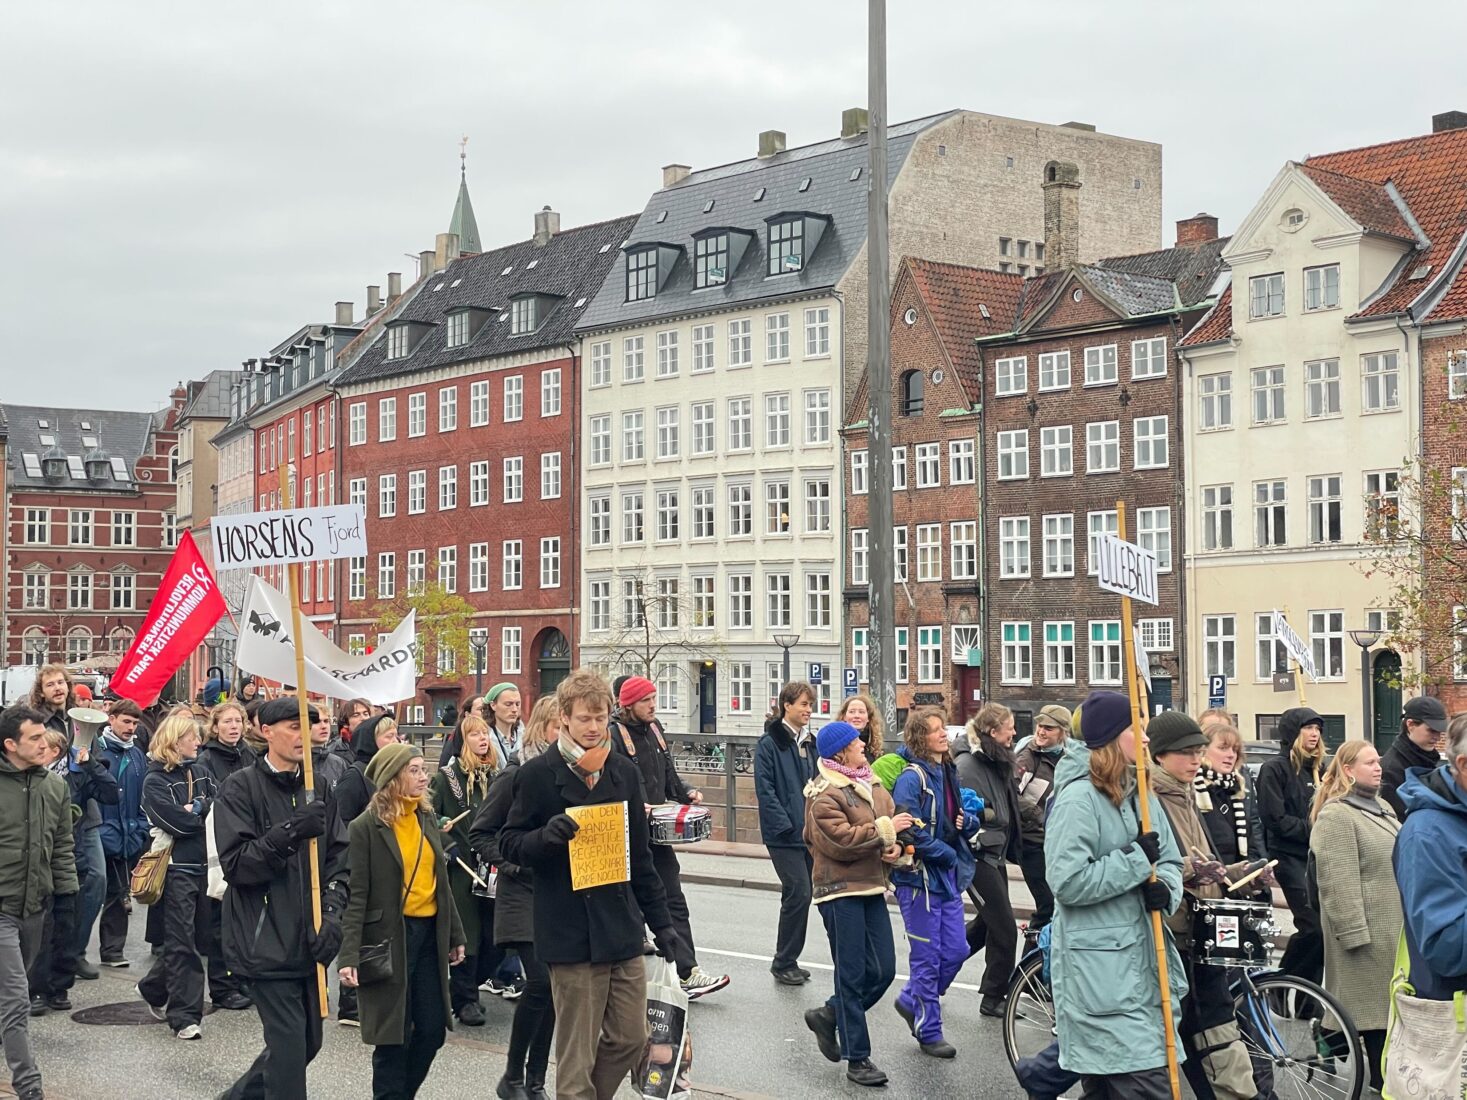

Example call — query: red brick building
[975,224,1224,729]
[844,258,1022,724]
[335,209,635,718]
[3,397,182,675]
[1419,333,1467,715]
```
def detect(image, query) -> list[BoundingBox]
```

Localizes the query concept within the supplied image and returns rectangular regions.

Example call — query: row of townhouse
[180,105,1466,743]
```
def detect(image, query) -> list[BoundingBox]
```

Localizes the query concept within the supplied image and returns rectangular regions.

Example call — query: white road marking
[696,947,988,994]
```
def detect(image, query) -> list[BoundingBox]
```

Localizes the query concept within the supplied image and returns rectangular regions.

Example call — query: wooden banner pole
[280,462,329,1018]
[1117,500,1181,1100]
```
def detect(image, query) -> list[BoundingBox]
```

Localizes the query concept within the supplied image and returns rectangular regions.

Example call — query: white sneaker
[680,967,731,1001]
[136,985,165,1021]
[175,1024,202,1040]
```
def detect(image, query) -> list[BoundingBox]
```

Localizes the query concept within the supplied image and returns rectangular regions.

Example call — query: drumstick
[442,808,473,832]
[1226,859,1278,893]
[455,857,489,890]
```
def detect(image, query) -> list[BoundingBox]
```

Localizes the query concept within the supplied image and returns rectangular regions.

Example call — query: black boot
[495,1075,529,1100]
[523,1072,548,1100]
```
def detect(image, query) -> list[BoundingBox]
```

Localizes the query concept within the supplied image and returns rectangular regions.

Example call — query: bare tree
[595,569,728,707]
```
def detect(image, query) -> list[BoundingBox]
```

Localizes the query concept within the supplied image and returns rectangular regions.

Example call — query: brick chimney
[334,301,353,325]
[841,108,869,138]
[662,164,691,188]
[1042,161,1082,271]
[1433,110,1467,133]
[366,285,382,314]
[533,206,561,247]
[435,232,461,271]
[1175,213,1220,247]
[387,272,402,302]
[419,250,435,278]
[758,130,786,158]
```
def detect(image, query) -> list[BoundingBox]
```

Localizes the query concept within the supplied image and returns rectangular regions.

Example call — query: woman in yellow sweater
[339,743,466,1099]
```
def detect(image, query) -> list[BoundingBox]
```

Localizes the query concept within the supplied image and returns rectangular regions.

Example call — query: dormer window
[447,311,470,348]
[768,217,805,275]
[627,247,658,301]
[511,296,536,335]
[695,233,729,288]
[387,325,409,359]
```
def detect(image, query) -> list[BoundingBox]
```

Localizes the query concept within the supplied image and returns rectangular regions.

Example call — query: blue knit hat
[816,721,861,760]
[1080,691,1133,750]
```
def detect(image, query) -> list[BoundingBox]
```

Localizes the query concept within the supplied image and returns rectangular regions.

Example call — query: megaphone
[67,707,109,754]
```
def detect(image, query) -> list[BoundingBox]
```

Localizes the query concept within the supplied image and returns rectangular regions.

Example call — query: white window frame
[1042,513,1074,577]
[1038,350,1071,391]
[999,516,1030,579]
[1043,621,1075,684]
[1000,622,1031,685]
[997,429,1028,480]
[1198,372,1233,431]
[1133,415,1168,470]
[1131,337,1167,380]
[1084,344,1118,386]
[1040,425,1072,477]
[1086,420,1120,473]
[995,356,1028,396]
[949,439,975,484]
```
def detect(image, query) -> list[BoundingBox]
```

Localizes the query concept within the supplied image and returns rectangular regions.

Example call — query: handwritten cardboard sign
[211,503,367,569]
[567,801,631,891]
[1095,533,1160,606]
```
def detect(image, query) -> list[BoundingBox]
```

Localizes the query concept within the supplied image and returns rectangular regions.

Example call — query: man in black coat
[1381,695,1448,820]
[499,669,685,1100]
[609,675,729,1001]
[214,697,349,1099]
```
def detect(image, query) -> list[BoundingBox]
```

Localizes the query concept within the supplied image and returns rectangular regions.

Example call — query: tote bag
[1382,932,1467,1100]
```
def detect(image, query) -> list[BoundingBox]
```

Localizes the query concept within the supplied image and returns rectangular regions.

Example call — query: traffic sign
[808,663,823,685]
[1207,674,1227,710]
[843,667,859,690]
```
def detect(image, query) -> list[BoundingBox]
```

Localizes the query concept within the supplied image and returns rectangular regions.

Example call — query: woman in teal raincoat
[1046,691,1187,1098]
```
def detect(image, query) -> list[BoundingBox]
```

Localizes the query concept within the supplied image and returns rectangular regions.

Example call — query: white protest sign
[1095,533,1160,607]
[1132,627,1153,692]
[1270,610,1318,681]
[211,504,367,570]
[236,574,417,704]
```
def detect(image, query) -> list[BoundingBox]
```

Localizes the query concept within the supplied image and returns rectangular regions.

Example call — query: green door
[1372,651,1402,751]
[536,628,571,698]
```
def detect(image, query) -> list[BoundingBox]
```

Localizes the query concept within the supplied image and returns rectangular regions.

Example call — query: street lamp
[1348,628,1381,741]
[469,634,488,696]
[773,633,800,687]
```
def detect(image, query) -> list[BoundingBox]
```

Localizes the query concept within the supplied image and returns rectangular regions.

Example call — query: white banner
[1270,610,1318,682]
[236,575,417,704]
[211,504,367,570]
[1095,533,1160,606]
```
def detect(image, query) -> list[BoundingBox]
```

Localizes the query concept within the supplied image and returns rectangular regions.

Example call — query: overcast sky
[3,1,1465,412]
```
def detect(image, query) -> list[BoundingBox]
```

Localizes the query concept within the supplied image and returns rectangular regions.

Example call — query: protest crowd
[0,655,1463,1099]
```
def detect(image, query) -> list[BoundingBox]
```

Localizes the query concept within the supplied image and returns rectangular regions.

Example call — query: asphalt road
[16,877,1034,1099]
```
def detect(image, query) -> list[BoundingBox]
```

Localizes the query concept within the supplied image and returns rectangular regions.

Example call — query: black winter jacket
[952,730,1023,866]
[610,713,692,806]
[141,760,214,874]
[214,759,349,980]
[334,716,391,827]
[193,739,256,794]
[753,717,817,848]
[1380,733,1439,822]
[497,749,672,966]
[63,750,119,831]
[1256,707,1324,862]
[468,756,534,947]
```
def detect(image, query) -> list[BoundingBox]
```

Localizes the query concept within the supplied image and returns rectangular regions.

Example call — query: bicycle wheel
[1002,950,1055,1070]
[1233,971,1364,1100]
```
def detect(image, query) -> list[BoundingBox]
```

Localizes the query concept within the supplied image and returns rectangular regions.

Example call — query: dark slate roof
[1098,236,1231,307]
[2,404,156,492]
[575,112,955,333]
[337,214,638,386]
[1075,264,1178,316]
[180,369,242,422]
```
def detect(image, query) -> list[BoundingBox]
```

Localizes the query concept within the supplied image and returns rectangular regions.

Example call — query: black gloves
[308,911,343,965]
[289,799,329,841]
[544,814,580,844]
[1141,879,1171,912]
[652,926,687,964]
[1136,830,1162,864]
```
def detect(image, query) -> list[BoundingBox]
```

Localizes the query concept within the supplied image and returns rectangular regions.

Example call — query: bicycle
[1002,947,1365,1100]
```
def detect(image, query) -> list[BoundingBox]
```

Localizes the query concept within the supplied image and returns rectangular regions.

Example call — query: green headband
[485,683,517,704]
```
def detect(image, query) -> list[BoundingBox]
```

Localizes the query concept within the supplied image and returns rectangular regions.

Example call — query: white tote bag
[1382,933,1467,1100]
[205,812,227,901]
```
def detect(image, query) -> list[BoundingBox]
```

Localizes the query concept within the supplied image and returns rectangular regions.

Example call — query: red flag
[111,531,227,707]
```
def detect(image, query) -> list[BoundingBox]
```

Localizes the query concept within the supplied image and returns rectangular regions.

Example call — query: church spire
[449,135,482,254]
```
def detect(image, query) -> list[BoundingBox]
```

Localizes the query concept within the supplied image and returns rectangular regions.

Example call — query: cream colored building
[1179,159,1431,741]
[575,108,1163,736]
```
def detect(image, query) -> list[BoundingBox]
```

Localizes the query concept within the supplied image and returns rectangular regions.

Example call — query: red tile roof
[1180,283,1232,346]
[1298,163,1414,241]
[904,258,1023,395]
[1307,127,1467,320]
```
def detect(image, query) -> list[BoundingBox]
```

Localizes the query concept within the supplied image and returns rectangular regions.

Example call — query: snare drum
[648,803,713,846]
[1191,896,1278,967]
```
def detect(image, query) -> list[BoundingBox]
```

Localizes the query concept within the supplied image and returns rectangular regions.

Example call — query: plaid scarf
[557,730,612,789]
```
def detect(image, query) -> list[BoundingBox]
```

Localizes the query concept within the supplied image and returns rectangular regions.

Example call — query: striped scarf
[1194,764,1248,857]
[557,730,612,789]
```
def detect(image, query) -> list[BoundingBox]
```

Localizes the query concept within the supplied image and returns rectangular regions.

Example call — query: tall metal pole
[865,0,897,730]
[1359,644,1372,741]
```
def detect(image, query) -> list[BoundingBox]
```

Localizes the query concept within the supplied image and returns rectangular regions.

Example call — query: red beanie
[618,676,656,708]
